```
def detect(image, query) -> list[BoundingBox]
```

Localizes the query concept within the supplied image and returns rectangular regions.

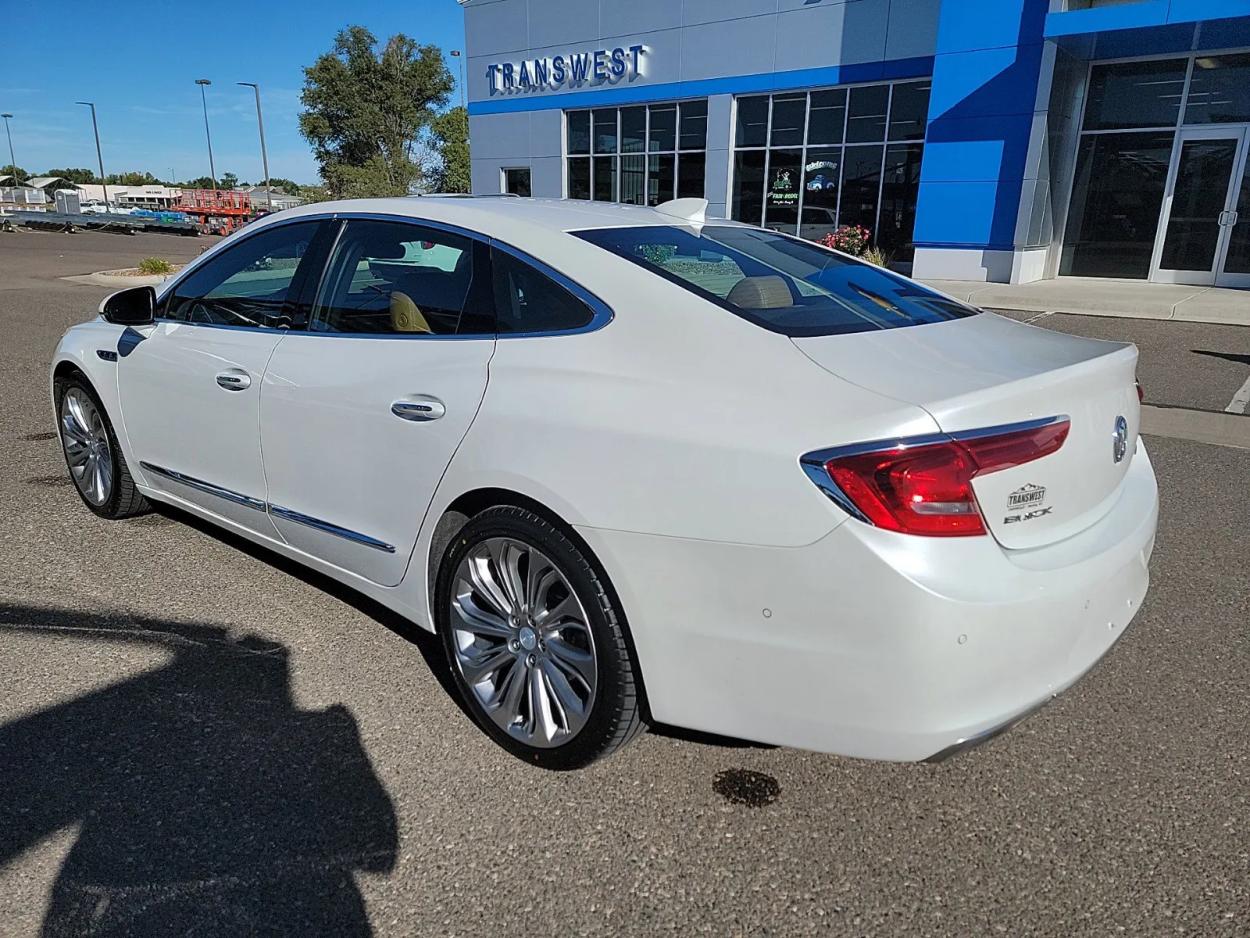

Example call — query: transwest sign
[487,45,647,95]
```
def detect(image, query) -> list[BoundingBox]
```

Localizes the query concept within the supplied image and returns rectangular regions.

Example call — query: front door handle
[391,396,445,422]
[215,369,251,391]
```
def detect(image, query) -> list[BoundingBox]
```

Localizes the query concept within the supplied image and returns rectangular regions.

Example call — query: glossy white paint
[51,197,1159,761]
[260,332,494,586]
[116,321,282,536]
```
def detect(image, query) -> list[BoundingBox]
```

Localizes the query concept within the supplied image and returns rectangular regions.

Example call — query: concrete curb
[922,279,1250,327]
[61,271,173,289]
[1142,405,1250,450]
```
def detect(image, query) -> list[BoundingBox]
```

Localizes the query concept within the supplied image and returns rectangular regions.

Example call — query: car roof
[274,195,746,240]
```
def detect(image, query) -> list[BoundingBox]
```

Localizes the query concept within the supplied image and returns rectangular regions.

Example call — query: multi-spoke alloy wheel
[437,506,645,769]
[53,375,149,520]
[450,537,598,747]
[61,387,113,506]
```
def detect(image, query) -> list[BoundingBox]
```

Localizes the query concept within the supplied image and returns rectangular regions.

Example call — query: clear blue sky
[0,0,467,185]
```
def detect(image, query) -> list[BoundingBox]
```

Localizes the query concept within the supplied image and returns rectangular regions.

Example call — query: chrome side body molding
[139,461,394,552]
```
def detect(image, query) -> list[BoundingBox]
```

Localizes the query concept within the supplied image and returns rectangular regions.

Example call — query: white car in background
[50,196,1158,769]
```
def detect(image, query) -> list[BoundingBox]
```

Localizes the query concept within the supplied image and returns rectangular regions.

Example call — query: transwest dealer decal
[488,45,647,95]
[1004,483,1053,524]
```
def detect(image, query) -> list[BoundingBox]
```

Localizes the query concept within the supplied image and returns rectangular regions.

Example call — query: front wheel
[436,506,645,770]
[54,374,149,519]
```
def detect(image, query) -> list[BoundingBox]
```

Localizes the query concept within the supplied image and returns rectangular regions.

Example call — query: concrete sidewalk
[921,277,1249,326]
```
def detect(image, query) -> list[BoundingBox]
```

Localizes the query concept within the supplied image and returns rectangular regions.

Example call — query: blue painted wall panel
[913,0,1050,253]
[912,181,1017,250]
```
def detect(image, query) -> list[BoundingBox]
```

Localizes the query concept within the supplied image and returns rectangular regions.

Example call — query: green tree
[180,177,217,190]
[267,176,302,194]
[428,106,469,194]
[42,167,97,184]
[299,25,453,198]
[2,164,29,185]
[220,171,239,190]
[105,171,162,186]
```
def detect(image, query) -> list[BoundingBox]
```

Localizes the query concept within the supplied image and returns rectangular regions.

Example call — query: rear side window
[575,225,978,337]
[311,219,492,335]
[490,248,595,334]
[164,220,323,329]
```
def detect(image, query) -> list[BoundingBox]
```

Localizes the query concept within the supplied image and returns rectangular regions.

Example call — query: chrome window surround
[153,212,614,340]
[799,415,1070,526]
[140,461,394,552]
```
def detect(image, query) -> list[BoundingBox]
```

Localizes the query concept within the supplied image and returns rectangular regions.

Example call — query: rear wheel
[436,506,645,770]
[54,374,149,519]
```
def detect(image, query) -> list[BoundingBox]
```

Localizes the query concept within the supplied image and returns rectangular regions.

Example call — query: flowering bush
[820,225,871,256]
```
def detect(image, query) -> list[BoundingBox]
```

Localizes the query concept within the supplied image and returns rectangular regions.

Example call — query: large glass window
[575,225,977,338]
[1185,53,1250,125]
[1065,52,1250,280]
[1083,59,1187,131]
[1060,132,1174,278]
[730,80,930,260]
[566,100,708,205]
[164,220,323,328]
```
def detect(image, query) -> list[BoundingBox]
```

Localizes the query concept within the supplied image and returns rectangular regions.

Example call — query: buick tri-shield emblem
[1113,415,1128,463]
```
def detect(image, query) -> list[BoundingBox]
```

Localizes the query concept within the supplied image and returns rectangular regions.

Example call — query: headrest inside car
[726,275,793,310]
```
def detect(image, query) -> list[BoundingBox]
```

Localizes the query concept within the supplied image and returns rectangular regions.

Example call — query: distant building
[0,175,49,212]
[235,185,304,212]
[74,184,181,210]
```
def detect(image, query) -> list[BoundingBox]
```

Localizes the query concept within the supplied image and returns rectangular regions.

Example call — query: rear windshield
[574,225,978,337]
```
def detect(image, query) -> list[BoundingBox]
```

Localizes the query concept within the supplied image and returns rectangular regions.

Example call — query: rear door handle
[391,396,445,421]
[215,369,251,391]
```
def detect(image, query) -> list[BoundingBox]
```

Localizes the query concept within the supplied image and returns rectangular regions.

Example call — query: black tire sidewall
[436,507,634,770]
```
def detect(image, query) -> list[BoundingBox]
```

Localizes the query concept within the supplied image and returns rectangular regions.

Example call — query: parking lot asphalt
[995,309,1250,415]
[1,229,1247,936]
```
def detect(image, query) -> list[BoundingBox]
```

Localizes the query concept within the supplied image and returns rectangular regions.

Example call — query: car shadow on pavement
[0,602,398,936]
[146,502,469,716]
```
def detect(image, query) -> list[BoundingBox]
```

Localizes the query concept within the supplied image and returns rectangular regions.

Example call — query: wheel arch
[422,485,653,721]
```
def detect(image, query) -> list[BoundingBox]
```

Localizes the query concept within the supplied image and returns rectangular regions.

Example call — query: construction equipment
[174,189,253,235]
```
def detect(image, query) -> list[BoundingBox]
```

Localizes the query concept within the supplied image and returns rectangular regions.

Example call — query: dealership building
[463,0,1250,288]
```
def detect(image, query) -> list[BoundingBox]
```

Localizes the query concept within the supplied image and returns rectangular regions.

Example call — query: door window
[311,220,492,335]
[490,248,595,334]
[163,220,323,328]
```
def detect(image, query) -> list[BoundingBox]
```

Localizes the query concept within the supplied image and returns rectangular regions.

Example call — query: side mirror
[100,286,157,326]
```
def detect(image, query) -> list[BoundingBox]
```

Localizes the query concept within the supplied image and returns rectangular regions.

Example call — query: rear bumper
[576,444,1158,762]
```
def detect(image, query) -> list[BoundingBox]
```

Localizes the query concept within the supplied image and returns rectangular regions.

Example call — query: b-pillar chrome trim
[139,461,395,553]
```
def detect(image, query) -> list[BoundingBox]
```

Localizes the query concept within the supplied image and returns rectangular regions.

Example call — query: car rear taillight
[809,419,1070,537]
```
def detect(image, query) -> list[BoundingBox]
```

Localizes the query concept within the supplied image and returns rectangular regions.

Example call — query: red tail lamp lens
[822,420,1070,537]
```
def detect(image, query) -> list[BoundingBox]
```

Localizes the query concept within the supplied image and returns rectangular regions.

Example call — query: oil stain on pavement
[713,769,781,807]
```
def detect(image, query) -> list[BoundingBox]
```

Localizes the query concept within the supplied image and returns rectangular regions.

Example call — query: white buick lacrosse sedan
[51,196,1158,769]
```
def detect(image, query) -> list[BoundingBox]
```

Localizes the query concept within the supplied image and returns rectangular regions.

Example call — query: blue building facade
[464,0,1250,287]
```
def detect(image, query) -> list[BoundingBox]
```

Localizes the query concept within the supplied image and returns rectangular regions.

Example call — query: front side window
[490,248,595,334]
[566,100,708,205]
[575,224,976,337]
[311,219,491,335]
[164,220,323,328]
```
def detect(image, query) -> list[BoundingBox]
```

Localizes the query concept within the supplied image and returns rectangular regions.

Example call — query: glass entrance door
[1217,142,1250,288]
[1152,126,1250,286]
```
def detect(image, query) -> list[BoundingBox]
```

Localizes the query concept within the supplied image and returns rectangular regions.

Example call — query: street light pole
[237,82,271,210]
[74,102,110,212]
[450,50,464,110]
[1,114,16,188]
[194,79,218,191]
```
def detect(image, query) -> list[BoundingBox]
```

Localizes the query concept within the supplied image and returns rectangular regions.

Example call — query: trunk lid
[793,313,1141,550]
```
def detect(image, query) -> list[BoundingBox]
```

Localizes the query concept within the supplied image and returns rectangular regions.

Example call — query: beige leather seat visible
[725,275,793,310]
[389,291,433,334]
